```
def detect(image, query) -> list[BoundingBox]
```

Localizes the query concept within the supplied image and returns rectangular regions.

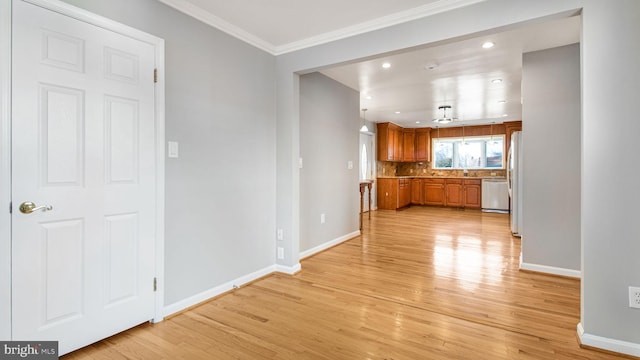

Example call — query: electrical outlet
[320,213,325,224]
[277,247,284,259]
[630,286,640,309]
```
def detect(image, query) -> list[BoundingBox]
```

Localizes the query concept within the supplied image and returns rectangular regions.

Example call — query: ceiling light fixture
[365,95,372,100]
[382,62,391,69]
[432,105,457,124]
[491,78,503,84]
[395,111,401,114]
[360,108,369,132]
[482,41,495,49]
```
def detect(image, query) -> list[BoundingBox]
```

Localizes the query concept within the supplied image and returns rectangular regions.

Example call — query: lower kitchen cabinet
[411,179,423,205]
[379,177,482,209]
[445,179,463,207]
[376,178,412,210]
[423,178,445,206]
[462,179,481,209]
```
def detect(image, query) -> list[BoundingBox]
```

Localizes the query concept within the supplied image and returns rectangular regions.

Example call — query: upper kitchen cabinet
[377,122,402,161]
[415,128,431,162]
[402,129,416,162]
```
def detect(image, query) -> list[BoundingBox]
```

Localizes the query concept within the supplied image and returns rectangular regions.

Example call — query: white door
[359,132,375,210]
[12,1,157,354]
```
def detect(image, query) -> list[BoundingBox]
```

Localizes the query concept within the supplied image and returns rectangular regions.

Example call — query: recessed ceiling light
[482,41,495,49]
[395,111,401,114]
[491,79,503,84]
[382,62,391,69]
[365,95,372,100]
[502,114,508,117]
[416,121,421,124]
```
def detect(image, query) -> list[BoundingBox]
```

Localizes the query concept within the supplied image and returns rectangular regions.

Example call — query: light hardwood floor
[64,207,637,359]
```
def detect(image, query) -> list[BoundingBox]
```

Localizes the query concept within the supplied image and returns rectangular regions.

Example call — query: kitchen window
[433,135,504,169]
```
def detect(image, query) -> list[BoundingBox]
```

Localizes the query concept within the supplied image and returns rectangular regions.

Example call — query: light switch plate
[347,160,353,169]
[168,141,179,158]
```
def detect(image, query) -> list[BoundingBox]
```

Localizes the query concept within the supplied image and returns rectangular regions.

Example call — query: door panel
[12,1,157,354]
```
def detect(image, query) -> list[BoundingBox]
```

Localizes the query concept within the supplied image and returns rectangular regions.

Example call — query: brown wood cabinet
[398,178,411,208]
[415,128,431,162]
[408,177,482,209]
[411,179,423,205]
[402,129,415,162]
[376,178,412,210]
[423,178,445,206]
[462,179,481,209]
[444,179,463,207]
[376,178,398,210]
[377,123,403,161]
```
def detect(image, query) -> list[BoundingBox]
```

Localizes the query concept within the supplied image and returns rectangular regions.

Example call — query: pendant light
[433,105,457,124]
[360,108,369,132]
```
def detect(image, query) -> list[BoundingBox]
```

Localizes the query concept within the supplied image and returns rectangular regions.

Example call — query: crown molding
[274,0,486,55]
[157,0,276,53]
[157,0,486,56]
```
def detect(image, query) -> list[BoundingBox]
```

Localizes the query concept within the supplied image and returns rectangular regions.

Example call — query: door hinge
[153,277,157,292]
[153,68,158,83]
[9,202,12,214]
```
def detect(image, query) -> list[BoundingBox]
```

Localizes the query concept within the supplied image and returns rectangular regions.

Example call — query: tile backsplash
[377,161,506,178]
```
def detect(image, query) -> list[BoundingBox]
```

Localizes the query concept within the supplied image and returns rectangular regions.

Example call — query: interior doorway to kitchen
[359,131,375,210]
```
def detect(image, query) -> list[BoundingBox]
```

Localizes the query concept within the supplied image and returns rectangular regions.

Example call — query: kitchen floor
[63,207,635,359]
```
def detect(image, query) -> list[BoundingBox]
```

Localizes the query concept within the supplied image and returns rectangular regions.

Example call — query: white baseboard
[274,263,301,275]
[577,323,640,357]
[299,230,360,259]
[163,264,276,317]
[520,262,581,278]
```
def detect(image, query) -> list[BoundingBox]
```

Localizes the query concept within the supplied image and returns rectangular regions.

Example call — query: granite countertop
[377,175,505,180]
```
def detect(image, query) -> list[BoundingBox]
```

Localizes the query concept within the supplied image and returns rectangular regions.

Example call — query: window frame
[432,134,505,170]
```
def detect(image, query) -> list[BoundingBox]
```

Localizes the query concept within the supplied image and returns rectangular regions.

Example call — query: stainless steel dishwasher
[481,178,509,213]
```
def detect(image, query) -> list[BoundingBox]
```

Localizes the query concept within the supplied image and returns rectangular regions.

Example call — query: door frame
[0,0,166,339]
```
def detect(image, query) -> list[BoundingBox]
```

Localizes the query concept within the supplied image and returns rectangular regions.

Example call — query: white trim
[520,262,581,278]
[0,0,12,341]
[300,231,360,260]
[163,265,279,317]
[275,0,486,55]
[152,37,166,325]
[577,323,640,357]
[22,0,164,47]
[157,0,485,55]
[156,0,273,54]
[274,263,302,275]
[6,0,166,326]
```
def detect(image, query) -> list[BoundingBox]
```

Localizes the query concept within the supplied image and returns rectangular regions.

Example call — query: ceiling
[158,0,581,128]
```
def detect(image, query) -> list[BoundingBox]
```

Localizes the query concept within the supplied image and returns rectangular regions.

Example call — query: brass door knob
[19,202,53,214]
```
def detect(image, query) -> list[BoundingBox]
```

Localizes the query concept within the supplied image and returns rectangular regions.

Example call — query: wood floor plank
[63,207,638,359]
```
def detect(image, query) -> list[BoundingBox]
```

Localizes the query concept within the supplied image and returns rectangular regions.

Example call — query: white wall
[274,0,640,355]
[58,0,277,306]
[299,72,360,256]
[521,44,581,275]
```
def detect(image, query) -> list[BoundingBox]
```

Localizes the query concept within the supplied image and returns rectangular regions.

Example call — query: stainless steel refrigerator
[507,131,523,237]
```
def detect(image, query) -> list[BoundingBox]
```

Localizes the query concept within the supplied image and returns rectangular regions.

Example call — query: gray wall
[299,72,359,254]
[274,0,640,353]
[60,0,277,306]
[521,44,581,273]
[581,0,640,345]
